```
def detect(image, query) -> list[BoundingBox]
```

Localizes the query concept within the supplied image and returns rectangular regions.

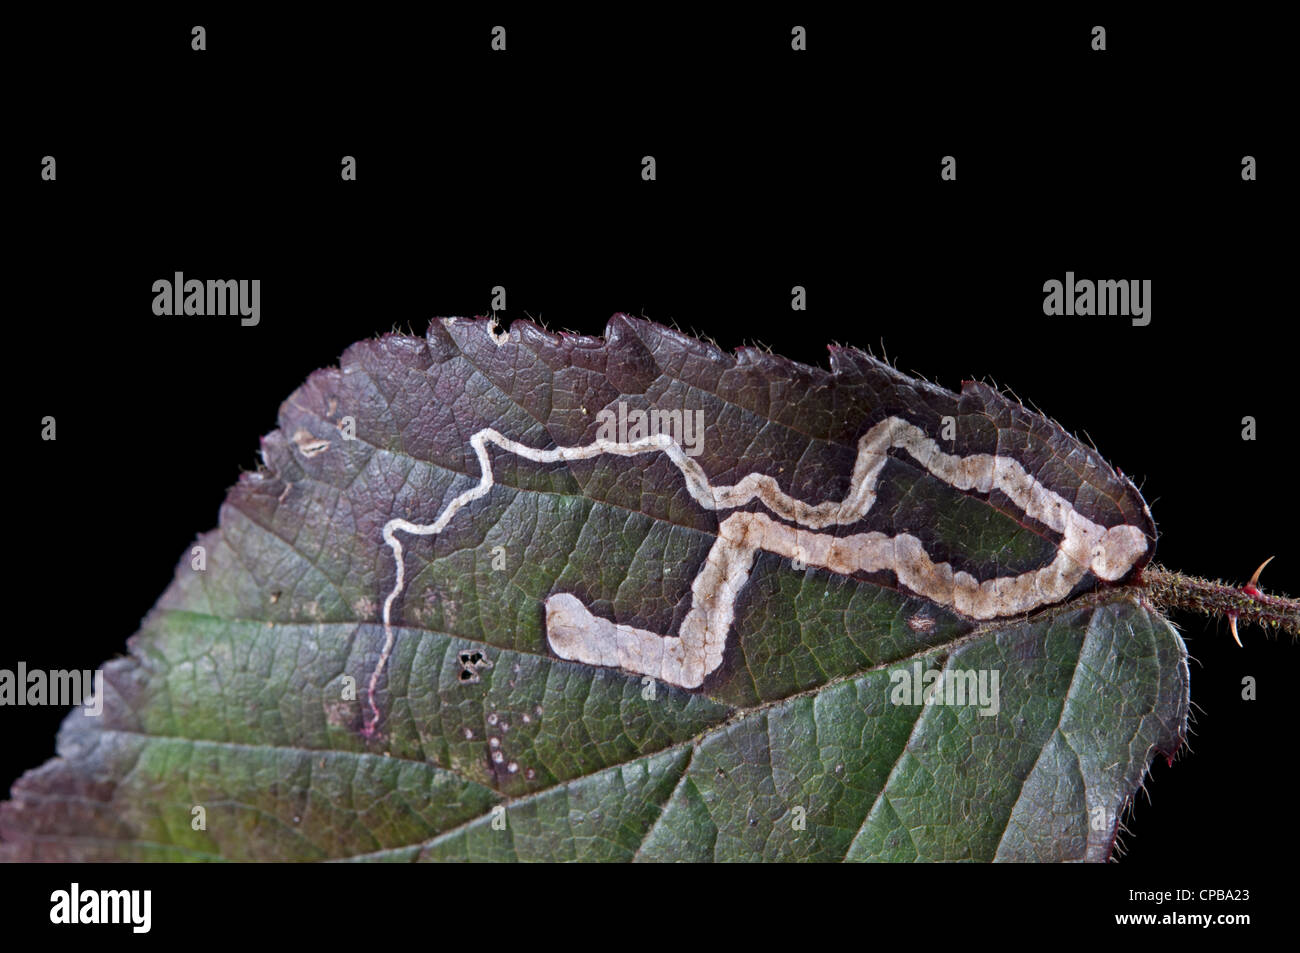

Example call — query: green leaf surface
[0,315,1189,861]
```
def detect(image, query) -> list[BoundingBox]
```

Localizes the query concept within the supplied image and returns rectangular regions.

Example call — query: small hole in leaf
[459,650,490,669]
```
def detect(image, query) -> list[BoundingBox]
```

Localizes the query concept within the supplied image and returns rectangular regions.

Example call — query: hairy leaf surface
[0,315,1188,861]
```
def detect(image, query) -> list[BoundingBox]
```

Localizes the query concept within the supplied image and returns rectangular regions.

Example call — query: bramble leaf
[0,315,1188,861]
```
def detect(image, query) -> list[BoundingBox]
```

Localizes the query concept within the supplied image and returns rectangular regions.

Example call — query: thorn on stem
[1245,555,1275,597]
[1232,556,1277,646]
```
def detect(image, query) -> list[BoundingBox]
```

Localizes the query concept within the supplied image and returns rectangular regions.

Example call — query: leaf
[0,315,1188,861]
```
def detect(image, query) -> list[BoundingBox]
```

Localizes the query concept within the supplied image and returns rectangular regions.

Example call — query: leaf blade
[1,315,1187,862]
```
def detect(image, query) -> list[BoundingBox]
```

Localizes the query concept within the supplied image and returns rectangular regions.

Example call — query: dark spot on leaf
[456,649,492,685]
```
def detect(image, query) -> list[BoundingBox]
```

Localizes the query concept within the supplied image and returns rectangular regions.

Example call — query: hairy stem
[1139,564,1300,638]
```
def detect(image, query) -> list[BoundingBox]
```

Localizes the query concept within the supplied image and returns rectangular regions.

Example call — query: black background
[4,7,1292,931]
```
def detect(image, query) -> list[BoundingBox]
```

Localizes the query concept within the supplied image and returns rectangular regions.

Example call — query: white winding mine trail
[364,418,1148,732]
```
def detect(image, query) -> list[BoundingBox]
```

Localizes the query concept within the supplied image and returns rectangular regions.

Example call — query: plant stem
[1139,563,1300,639]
